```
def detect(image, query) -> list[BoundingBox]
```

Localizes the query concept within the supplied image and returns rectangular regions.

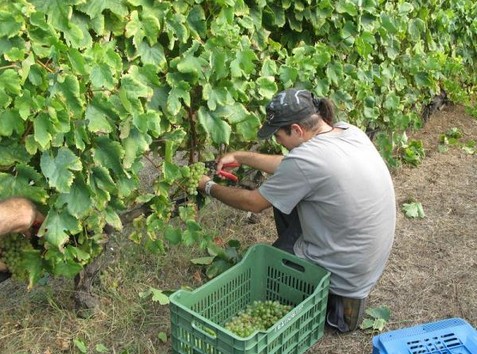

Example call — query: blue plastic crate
[372,318,477,354]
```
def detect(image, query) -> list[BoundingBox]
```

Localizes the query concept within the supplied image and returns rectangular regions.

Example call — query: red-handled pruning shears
[205,161,240,183]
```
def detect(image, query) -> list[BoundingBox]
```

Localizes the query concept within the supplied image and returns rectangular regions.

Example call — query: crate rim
[170,243,330,299]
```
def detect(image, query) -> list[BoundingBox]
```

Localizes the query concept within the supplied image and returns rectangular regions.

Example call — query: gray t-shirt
[259,122,396,298]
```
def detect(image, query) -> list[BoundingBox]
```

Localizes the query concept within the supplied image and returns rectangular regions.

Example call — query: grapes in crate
[224,300,293,338]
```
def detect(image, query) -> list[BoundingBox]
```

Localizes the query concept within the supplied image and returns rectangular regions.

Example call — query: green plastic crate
[169,243,330,354]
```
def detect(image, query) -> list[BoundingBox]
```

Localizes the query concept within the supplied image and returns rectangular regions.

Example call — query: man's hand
[216,153,241,174]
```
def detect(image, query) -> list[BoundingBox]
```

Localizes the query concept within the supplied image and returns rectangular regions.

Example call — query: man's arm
[199,151,282,213]
[0,198,44,236]
[217,151,283,175]
[198,177,272,214]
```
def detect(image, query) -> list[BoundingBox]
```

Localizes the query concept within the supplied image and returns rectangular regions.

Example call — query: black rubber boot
[0,271,11,283]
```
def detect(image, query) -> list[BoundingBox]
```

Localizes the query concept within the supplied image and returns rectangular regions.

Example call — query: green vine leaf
[121,70,154,99]
[0,11,24,38]
[257,76,278,99]
[176,53,208,79]
[90,63,115,90]
[230,48,258,78]
[360,306,391,332]
[187,5,207,39]
[164,226,182,245]
[93,137,125,177]
[40,147,82,193]
[402,202,425,219]
[197,106,231,144]
[22,249,44,289]
[0,141,30,166]
[366,306,391,321]
[139,287,170,305]
[0,110,24,137]
[137,41,167,68]
[77,0,128,19]
[53,259,84,278]
[162,161,182,183]
[190,256,215,265]
[203,84,234,111]
[73,338,87,354]
[0,172,48,204]
[0,69,22,95]
[56,73,84,116]
[167,83,191,115]
[42,209,82,251]
[122,127,151,169]
[56,179,92,219]
[85,103,114,134]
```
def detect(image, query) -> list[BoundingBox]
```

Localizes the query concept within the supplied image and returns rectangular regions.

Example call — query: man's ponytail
[313,97,335,126]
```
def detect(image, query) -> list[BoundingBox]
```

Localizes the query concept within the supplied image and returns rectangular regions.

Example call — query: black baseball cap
[257,88,318,140]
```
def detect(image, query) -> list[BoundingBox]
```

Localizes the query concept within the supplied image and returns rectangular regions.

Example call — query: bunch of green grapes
[184,162,207,196]
[224,300,293,337]
[0,233,34,280]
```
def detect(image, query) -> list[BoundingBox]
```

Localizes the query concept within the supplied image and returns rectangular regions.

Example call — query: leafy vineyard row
[0,0,476,285]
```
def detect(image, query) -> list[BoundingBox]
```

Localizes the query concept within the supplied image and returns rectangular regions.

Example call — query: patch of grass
[0,235,198,353]
[0,201,275,353]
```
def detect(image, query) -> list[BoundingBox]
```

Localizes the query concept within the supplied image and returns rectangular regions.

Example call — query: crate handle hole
[282,259,305,273]
[191,320,217,339]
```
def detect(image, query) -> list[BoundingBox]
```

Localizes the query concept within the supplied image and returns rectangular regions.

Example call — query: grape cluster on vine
[0,233,34,280]
[224,300,293,337]
[184,162,207,196]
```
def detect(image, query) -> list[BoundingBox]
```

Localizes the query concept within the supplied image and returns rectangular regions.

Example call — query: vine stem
[21,120,34,144]
[188,106,198,164]
[142,153,160,170]
[0,64,19,70]
[36,59,55,73]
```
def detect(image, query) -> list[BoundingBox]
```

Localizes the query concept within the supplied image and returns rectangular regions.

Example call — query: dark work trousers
[271,207,302,254]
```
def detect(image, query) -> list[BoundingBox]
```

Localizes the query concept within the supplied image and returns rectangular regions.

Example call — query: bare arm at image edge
[0,198,44,236]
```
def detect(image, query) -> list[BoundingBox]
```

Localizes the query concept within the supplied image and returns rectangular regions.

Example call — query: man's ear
[291,123,304,137]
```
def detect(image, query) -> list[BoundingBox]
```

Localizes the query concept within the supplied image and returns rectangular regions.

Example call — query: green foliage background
[0,0,476,285]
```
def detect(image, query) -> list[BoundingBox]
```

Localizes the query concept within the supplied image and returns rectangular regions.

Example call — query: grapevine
[0,234,35,281]
[224,300,293,338]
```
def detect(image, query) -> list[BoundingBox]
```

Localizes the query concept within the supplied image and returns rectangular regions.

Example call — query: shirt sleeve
[258,156,311,215]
